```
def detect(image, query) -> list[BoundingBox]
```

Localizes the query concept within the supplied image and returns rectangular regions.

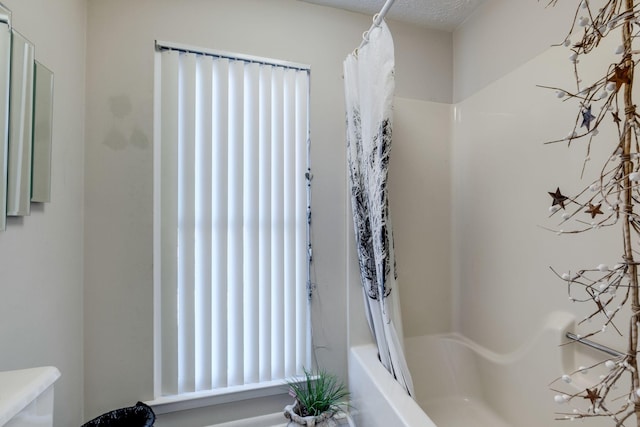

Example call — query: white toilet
[0,367,60,427]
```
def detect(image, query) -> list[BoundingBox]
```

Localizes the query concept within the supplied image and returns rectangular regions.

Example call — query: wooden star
[585,203,603,218]
[612,111,621,124]
[583,388,600,405]
[549,187,569,209]
[608,65,631,91]
[581,106,596,130]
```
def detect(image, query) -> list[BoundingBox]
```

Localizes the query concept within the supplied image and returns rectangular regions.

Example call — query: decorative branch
[546,0,640,424]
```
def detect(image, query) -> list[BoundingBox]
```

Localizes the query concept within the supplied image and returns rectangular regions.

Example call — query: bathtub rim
[348,343,437,427]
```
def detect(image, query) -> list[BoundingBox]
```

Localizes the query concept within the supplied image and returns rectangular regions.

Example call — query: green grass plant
[286,368,350,417]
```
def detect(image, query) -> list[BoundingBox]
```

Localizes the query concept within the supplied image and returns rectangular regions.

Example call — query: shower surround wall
[353,0,584,354]
[451,0,628,357]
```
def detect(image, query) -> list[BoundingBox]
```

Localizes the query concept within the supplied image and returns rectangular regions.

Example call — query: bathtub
[349,311,601,427]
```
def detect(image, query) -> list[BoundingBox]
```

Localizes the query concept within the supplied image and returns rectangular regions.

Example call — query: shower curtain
[344,21,414,397]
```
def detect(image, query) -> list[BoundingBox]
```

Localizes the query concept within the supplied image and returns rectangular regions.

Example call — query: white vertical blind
[160,49,180,396]
[270,66,285,381]
[258,65,273,383]
[283,69,299,377]
[178,52,197,395]
[227,59,244,387]
[211,57,229,390]
[194,55,213,392]
[156,45,311,397]
[243,62,260,385]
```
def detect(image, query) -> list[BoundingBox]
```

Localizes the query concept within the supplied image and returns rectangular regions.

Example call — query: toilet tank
[0,367,61,427]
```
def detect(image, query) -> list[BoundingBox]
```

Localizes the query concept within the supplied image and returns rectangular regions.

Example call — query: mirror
[0,4,54,231]
[6,30,34,216]
[0,2,10,25]
[0,7,9,230]
[31,61,53,203]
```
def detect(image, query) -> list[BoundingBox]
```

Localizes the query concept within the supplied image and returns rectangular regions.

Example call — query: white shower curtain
[344,21,414,397]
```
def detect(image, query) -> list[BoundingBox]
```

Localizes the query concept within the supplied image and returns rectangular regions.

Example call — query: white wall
[453,0,576,102]
[83,0,453,424]
[0,1,86,426]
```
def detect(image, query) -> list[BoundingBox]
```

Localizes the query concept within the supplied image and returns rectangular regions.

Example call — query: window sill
[145,379,289,415]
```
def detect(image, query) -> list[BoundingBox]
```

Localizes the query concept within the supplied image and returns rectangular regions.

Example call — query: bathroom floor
[420,396,511,427]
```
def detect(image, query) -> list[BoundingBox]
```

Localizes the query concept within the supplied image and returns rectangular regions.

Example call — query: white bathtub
[349,311,601,427]
[349,343,435,427]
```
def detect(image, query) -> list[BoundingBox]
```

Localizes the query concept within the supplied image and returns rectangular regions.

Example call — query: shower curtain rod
[357,0,396,50]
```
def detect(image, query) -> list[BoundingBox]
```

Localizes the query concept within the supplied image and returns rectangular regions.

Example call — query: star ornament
[612,111,622,124]
[581,105,596,131]
[586,203,603,218]
[583,388,600,405]
[608,65,631,91]
[549,187,569,209]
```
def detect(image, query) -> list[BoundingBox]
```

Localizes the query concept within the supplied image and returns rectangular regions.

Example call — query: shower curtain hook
[362,30,369,43]
[373,13,381,26]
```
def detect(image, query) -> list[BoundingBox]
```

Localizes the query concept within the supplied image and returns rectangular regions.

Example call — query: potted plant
[284,368,350,427]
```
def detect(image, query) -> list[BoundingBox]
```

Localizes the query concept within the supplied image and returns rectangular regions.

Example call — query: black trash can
[81,401,155,427]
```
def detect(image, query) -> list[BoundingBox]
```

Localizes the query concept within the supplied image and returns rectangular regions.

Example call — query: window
[153,41,311,403]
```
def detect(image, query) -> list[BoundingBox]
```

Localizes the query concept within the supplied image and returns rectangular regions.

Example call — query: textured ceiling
[300,0,486,31]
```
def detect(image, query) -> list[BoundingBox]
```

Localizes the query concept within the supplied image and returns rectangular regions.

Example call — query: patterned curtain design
[344,21,414,397]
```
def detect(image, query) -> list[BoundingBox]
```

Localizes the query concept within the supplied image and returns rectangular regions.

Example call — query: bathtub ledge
[0,366,61,426]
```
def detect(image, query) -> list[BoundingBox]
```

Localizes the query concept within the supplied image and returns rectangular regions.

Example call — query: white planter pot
[283,402,338,427]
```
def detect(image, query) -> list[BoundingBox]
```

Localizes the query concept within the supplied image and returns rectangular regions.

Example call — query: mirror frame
[6,29,35,216]
[31,61,53,203]
[0,4,10,229]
